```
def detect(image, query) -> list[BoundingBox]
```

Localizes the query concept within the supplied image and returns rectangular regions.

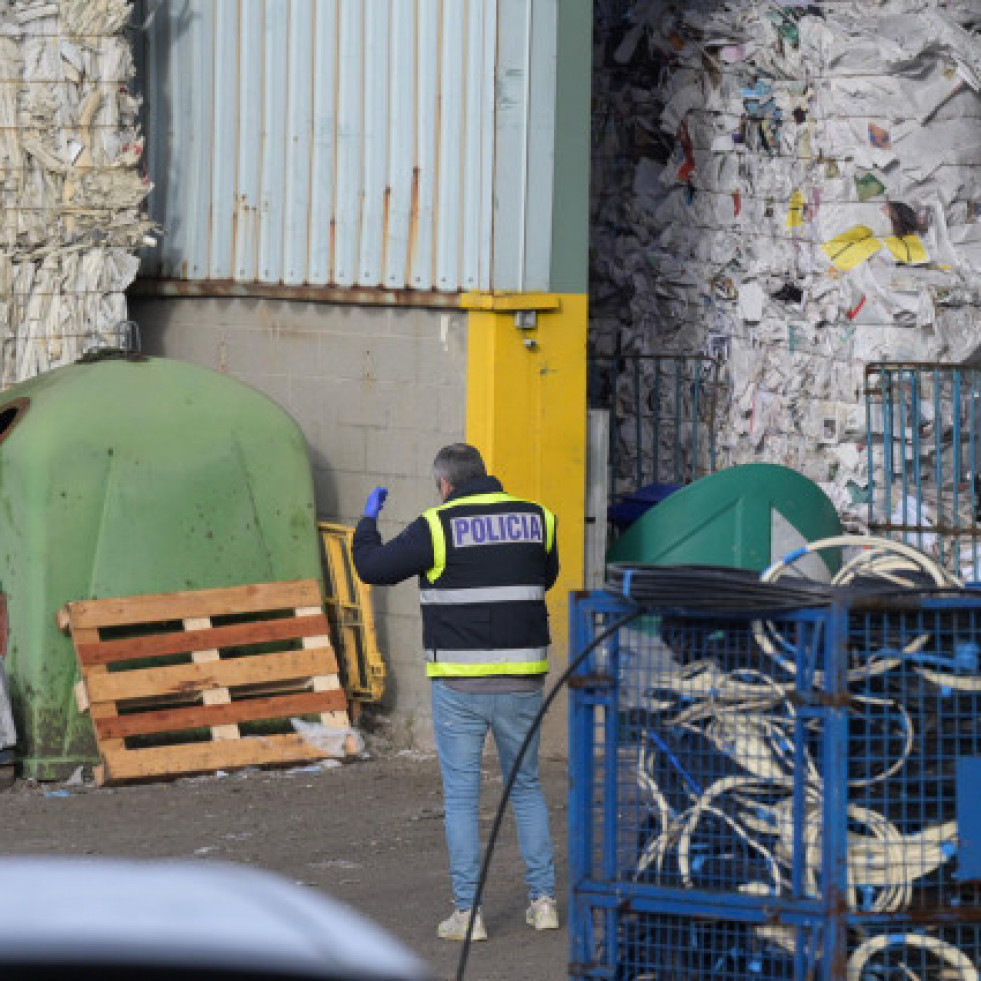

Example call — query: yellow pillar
[461,291,588,663]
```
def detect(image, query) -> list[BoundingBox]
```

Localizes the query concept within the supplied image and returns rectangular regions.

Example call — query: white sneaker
[526,895,559,930]
[437,907,487,942]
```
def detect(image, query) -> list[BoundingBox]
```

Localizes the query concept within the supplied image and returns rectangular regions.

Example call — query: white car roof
[0,857,430,980]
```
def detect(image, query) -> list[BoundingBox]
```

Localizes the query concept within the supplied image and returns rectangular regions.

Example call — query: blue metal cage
[865,363,981,582]
[569,590,981,981]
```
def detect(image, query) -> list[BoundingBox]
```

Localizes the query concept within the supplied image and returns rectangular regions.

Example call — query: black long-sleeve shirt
[351,476,559,692]
[352,476,559,589]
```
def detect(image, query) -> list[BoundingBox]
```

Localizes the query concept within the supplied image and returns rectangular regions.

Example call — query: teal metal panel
[360,0,389,287]
[333,0,362,288]
[550,0,591,293]
[284,5,314,285]
[434,0,465,292]
[462,0,496,292]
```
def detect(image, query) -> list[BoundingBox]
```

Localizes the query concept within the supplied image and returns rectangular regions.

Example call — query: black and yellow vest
[420,492,556,678]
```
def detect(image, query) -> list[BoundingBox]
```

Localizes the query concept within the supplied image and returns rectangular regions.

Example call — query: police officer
[352,443,560,942]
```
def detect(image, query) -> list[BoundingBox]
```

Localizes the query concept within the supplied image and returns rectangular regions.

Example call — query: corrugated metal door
[134,0,557,295]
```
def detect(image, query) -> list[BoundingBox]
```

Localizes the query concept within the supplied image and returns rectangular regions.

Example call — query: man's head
[433,443,486,500]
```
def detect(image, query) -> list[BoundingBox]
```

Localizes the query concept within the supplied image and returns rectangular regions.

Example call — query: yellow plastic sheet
[821,226,884,271]
[882,234,928,265]
[786,189,806,229]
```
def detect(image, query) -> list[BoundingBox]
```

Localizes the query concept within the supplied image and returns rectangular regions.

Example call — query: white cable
[756,535,960,692]
[761,535,961,591]
[848,933,978,981]
[846,695,915,788]
[622,545,969,972]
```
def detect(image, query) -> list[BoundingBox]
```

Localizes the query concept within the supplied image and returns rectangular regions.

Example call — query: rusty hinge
[567,673,614,690]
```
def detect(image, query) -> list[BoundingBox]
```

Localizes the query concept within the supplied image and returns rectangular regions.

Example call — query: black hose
[455,605,645,981]
[605,563,975,611]
[606,563,836,610]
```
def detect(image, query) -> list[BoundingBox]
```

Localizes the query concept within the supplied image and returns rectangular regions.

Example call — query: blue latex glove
[364,485,388,519]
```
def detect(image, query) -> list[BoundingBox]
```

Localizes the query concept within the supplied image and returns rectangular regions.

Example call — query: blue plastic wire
[646,730,703,797]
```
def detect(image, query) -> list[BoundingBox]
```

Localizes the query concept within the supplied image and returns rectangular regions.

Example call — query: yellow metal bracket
[318,522,386,705]
[460,291,561,313]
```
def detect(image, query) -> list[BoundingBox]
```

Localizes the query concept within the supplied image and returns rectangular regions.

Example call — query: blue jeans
[431,679,556,911]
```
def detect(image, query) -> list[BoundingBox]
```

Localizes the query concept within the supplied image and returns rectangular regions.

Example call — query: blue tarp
[608,482,682,531]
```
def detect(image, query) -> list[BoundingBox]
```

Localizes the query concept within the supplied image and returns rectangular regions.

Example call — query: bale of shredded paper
[0,0,154,384]
[591,0,981,527]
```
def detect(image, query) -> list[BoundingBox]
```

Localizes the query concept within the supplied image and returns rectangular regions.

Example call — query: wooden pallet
[58,579,353,786]
[319,522,386,705]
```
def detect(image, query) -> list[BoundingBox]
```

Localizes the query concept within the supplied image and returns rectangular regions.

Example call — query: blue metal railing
[588,350,727,508]
[866,363,981,581]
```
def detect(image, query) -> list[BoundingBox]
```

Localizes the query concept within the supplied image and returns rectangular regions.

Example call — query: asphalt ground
[0,744,572,981]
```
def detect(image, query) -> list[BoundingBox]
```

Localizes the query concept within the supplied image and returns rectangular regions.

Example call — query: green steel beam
[550,0,592,294]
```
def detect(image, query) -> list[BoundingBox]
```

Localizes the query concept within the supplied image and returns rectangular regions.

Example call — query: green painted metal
[549,0,592,293]
[606,463,844,574]
[0,356,323,779]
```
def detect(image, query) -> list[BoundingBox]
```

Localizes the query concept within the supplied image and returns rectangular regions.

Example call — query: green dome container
[0,356,323,779]
[606,464,844,578]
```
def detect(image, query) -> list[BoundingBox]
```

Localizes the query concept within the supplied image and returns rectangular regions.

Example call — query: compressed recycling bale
[0,0,154,385]
[591,0,981,527]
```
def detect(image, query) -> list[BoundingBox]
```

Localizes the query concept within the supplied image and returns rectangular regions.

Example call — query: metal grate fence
[865,363,981,582]
[843,599,981,981]
[570,590,981,981]
[589,351,726,507]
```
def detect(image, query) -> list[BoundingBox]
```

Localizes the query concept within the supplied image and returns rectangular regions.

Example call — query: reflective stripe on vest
[419,585,545,605]
[427,659,550,678]
[422,492,556,584]
[426,646,547,665]
[425,647,550,678]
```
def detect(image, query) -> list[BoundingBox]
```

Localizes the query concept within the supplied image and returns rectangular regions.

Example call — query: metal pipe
[652,358,661,484]
[866,368,876,536]
[634,355,642,490]
[691,359,701,483]
[910,368,922,554]
[673,358,682,482]
[968,369,978,579]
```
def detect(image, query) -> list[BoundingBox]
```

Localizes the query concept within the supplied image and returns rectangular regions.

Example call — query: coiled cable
[614,538,971,977]
[462,540,973,979]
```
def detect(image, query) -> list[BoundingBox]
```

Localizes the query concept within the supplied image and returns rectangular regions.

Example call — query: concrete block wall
[129,295,467,747]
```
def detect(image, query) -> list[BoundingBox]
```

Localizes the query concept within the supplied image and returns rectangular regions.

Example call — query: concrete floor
[0,746,572,981]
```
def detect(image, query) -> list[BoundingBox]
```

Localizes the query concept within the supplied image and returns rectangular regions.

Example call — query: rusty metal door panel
[134,0,555,295]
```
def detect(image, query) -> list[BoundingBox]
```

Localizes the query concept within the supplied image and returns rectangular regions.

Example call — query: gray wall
[129,296,467,748]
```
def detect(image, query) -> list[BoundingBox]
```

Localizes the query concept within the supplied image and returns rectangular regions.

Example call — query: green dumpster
[606,463,844,578]
[0,355,323,779]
